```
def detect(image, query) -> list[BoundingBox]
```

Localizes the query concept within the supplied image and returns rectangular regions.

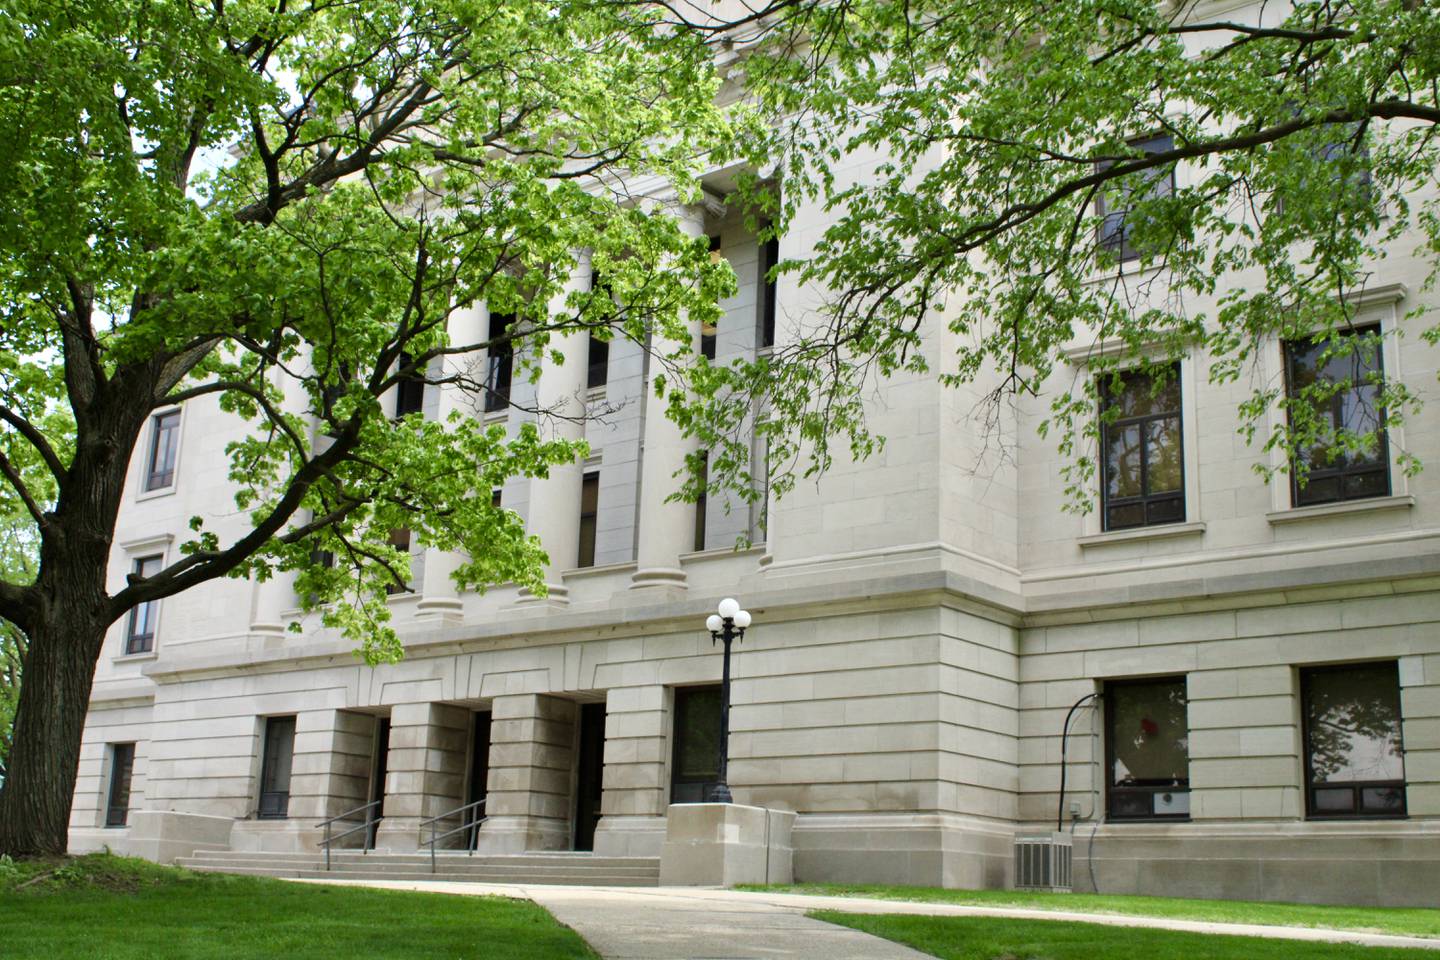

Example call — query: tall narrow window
[144,410,181,491]
[671,685,721,803]
[758,237,778,349]
[1285,326,1388,507]
[125,555,163,655]
[1106,677,1189,820]
[587,333,609,389]
[577,473,599,568]
[385,528,413,595]
[1096,135,1175,262]
[394,352,426,417]
[258,715,297,819]
[484,312,514,413]
[1303,662,1405,819]
[693,453,709,552]
[1100,365,1184,531]
[105,743,135,827]
[701,235,721,360]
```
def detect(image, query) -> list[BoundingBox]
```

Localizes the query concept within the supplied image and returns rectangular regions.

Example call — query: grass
[739,883,1440,939]
[0,852,598,959]
[813,912,1438,960]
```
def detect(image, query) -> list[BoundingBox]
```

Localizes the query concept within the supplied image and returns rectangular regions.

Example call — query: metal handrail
[316,799,382,871]
[418,798,487,874]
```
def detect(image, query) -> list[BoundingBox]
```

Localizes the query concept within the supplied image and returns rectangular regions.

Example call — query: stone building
[68,145,1440,907]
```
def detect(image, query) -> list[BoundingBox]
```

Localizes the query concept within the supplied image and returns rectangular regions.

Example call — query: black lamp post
[705,597,750,804]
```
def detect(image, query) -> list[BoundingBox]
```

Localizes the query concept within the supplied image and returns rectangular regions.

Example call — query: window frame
[394,352,427,418]
[1095,134,1177,263]
[577,472,599,568]
[1098,363,1186,532]
[1104,676,1191,822]
[1301,662,1407,821]
[1283,324,1390,508]
[670,684,722,804]
[124,554,164,655]
[483,312,514,413]
[142,408,182,493]
[757,236,778,349]
[258,715,297,820]
[105,742,136,828]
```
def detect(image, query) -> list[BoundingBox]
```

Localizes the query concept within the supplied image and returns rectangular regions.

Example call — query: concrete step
[173,850,660,886]
[180,863,659,885]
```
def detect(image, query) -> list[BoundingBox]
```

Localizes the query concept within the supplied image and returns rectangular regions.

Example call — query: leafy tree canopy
[693,0,1440,507]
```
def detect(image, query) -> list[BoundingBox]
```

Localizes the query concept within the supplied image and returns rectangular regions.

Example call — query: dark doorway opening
[367,717,390,848]
[573,702,606,851]
[467,710,492,849]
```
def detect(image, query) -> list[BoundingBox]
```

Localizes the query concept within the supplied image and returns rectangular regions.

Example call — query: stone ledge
[1077,521,1206,548]
[1266,494,1415,525]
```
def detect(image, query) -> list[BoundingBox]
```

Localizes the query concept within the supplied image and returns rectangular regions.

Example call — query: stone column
[593,684,671,857]
[287,710,376,837]
[631,204,707,595]
[518,256,593,605]
[417,303,489,623]
[373,702,469,852]
[476,693,576,853]
[250,363,311,637]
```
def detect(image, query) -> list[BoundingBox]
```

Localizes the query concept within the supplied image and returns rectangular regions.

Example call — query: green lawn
[813,912,1437,960]
[740,884,1440,939]
[0,853,597,960]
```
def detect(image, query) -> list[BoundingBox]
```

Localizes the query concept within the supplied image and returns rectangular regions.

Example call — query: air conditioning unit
[1013,831,1072,892]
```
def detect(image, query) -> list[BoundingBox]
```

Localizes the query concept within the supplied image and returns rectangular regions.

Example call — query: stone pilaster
[593,684,670,857]
[518,257,593,606]
[373,702,469,852]
[476,693,576,853]
[631,205,707,595]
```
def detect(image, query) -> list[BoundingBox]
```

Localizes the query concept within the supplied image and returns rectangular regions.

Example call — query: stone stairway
[175,849,661,886]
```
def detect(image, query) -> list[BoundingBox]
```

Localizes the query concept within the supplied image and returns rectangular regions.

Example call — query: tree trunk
[0,608,109,857]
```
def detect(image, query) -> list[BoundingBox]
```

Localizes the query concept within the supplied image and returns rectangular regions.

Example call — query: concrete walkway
[287,879,1440,957]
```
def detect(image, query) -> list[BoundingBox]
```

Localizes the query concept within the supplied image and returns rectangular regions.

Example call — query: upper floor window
[144,410,181,491]
[693,452,709,552]
[587,333,609,390]
[125,554,163,655]
[1106,676,1189,820]
[484,312,514,413]
[1096,135,1175,262]
[394,352,426,417]
[758,236,778,349]
[385,528,414,594]
[1303,662,1406,819]
[577,472,599,568]
[1285,326,1388,507]
[1100,365,1183,531]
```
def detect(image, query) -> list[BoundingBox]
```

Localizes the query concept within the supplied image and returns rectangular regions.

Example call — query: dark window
[484,313,514,413]
[671,685,721,803]
[1096,135,1175,262]
[693,453,708,552]
[1100,365,1184,531]
[587,333,609,390]
[144,410,181,490]
[105,743,135,827]
[125,555,163,654]
[385,528,413,594]
[758,237,778,348]
[258,715,297,819]
[395,352,426,417]
[1285,326,1388,507]
[1106,677,1189,820]
[701,236,721,360]
[577,473,599,568]
[491,488,502,510]
[1303,662,1406,819]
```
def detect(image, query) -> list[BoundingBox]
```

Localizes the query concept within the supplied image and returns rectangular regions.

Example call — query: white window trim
[134,405,184,501]
[115,535,172,661]
[1061,340,1203,541]
[1260,282,1409,515]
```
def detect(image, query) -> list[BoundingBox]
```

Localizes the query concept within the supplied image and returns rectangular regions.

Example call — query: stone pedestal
[659,803,795,886]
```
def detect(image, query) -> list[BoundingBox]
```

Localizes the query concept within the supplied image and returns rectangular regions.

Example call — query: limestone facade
[68,162,1440,907]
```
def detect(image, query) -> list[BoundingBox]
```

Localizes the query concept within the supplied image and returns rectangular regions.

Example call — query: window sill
[134,484,177,503]
[1103,817,1192,825]
[482,409,508,425]
[1267,494,1414,526]
[113,650,158,664]
[1077,521,1205,548]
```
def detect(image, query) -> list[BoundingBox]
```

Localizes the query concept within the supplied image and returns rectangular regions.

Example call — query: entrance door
[466,711,492,849]
[367,717,390,848]
[572,702,606,852]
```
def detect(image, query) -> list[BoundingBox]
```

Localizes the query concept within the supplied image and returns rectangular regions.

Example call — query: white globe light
[706,614,723,633]
[717,597,740,619]
[733,610,752,629]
